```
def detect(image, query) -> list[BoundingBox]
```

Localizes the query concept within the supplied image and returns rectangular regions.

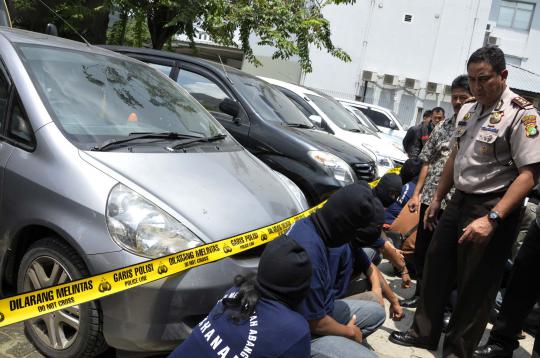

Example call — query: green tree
[8,0,109,43]
[109,0,355,72]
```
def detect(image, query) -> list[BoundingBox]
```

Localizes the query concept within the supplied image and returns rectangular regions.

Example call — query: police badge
[522,115,538,138]
[490,112,503,124]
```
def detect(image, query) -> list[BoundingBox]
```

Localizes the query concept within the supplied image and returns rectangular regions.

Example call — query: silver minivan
[0,28,308,356]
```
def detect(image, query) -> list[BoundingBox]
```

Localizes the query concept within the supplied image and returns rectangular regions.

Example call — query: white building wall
[300,0,491,125]
[488,0,540,72]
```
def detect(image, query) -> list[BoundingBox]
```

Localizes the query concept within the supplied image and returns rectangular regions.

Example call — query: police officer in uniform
[389,45,540,358]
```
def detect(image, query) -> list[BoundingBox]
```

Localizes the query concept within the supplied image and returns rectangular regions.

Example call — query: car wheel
[17,238,108,358]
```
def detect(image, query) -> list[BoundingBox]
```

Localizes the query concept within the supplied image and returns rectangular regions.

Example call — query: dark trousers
[413,203,443,294]
[490,221,540,357]
[411,190,521,358]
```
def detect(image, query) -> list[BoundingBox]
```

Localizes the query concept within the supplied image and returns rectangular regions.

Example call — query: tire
[17,238,108,358]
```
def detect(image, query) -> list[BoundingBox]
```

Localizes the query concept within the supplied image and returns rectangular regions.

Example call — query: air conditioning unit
[361,70,377,82]
[426,82,438,93]
[383,74,400,86]
[404,77,420,90]
[488,36,500,45]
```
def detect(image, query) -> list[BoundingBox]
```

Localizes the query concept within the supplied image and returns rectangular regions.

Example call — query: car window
[8,94,34,147]
[17,44,224,149]
[149,63,173,77]
[0,68,9,132]
[346,106,381,133]
[359,108,391,128]
[307,94,367,133]
[177,69,233,120]
[227,72,313,126]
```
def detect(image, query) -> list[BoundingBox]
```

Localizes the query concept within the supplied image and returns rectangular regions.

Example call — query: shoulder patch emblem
[512,96,533,109]
[463,97,476,104]
[522,115,538,137]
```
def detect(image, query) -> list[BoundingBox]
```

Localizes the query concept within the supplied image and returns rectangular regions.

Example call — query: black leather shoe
[389,331,437,350]
[399,296,420,308]
[473,343,513,358]
[442,311,451,333]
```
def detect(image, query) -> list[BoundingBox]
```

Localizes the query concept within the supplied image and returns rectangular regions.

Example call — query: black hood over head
[373,173,402,207]
[311,183,378,247]
[256,237,312,308]
[354,198,385,247]
[400,158,422,185]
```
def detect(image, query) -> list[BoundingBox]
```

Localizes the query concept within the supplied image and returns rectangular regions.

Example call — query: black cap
[373,173,402,207]
[256,237,312,308]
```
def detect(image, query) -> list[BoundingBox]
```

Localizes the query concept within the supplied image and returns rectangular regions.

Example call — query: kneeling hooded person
[288,184,386,358]
[169,237,313,358]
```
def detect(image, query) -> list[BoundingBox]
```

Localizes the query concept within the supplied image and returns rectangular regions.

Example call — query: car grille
[352,162,377,182]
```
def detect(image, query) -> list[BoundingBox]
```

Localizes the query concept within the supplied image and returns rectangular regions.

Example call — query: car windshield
[228,72,313,126]
[307,94,369,133]
[17,44,224,148]
[347,106,381,133]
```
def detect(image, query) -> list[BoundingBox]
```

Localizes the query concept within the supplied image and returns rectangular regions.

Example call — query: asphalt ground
[0,260,533,358]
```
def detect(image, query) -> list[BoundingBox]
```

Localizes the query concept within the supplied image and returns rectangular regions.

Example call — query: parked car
[0,28,312,356]
[337,98,408,141]
[340,102,404,149]
[260,77,407,176]
[104,46,377,205]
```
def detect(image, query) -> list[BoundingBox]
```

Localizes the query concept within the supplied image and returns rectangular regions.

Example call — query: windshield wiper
[91,132,204,151]
[348,128,364,133]
[286,123,314,129]
[168,134,227,151]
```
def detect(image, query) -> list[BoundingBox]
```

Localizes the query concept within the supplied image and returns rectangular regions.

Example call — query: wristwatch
[488,210,502,224]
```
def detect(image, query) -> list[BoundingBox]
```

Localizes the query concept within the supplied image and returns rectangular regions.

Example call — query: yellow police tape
[0,202,324,327]
[368,166,402,188]
[0,168,401,327]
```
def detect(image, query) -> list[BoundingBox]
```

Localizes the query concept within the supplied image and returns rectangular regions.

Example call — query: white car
[260,77,407,176]
[337,98,408,141]
[341,103,404,149]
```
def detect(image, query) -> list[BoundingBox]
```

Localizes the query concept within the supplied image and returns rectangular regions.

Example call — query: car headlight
[308,150,355,186]
[362,144,395,168]
[273,171,309,210]
[106,184,203,258]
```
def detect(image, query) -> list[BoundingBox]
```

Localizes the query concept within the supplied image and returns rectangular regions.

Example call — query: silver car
[0,28,308,356]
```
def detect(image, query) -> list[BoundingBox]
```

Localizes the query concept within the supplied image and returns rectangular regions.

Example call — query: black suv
[105,46,376,205]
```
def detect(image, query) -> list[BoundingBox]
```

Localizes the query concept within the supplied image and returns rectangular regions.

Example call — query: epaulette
[512,96,533,109]
[463,97,476,104]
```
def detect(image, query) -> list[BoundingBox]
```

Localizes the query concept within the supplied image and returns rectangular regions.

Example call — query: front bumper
[86,250,259,352]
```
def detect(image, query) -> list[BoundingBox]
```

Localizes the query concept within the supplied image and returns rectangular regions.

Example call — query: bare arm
[459,164,540,243]
[309,315,362,343]
[412,164,429,198]
[374,266,404,321]
[365,264,382,303]
[380,240,411,288]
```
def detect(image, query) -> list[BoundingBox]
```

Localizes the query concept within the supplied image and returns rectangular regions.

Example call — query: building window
[505,55,522,66]
[497,1,535,30]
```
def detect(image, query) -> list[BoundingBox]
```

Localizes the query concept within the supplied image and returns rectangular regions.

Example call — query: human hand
[346,315,363,343]
[424,199,441,231]
[401,272,412,288]
[458,215,496,244]
[390,302,404,321]
[408,195,420,213]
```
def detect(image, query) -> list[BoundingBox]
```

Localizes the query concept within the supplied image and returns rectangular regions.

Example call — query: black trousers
[490,221,540,357]
[411,190,521,358]
[413,203,443,294]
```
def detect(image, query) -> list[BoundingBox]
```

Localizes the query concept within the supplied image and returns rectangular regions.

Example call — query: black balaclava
[311,183,377,248]
[400,158,422,185]
[256,237,312,308]
[354,197,384,247]
[373,173,402,207]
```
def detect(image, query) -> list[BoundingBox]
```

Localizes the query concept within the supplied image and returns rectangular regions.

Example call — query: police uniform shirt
[454,87,540,194]
[290,218,353,321]
[170,288,310,358]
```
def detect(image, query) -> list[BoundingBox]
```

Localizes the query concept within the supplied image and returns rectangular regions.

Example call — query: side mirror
[46,23,58,36]
[388,120,397,129]
[309,115,323,126]
[219,98,240,118]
